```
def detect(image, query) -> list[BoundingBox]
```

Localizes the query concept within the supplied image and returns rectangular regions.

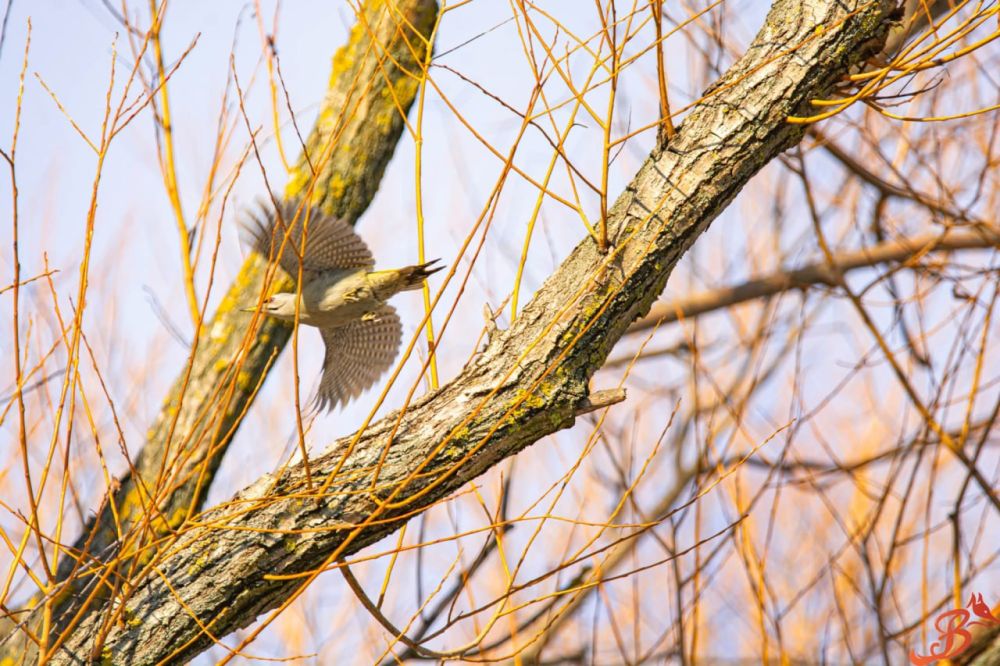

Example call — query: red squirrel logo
[909,593,999,665]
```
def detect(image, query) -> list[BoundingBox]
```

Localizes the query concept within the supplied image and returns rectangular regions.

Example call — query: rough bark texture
[0,0,438,661]
[42,0,899,662]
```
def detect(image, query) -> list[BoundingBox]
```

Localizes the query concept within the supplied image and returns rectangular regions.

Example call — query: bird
[242,198,442,411]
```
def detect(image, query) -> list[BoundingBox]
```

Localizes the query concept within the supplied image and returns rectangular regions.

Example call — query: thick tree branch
[49,0,896,662]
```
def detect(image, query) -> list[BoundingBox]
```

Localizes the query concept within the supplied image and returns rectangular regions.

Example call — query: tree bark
[48,0,898,662]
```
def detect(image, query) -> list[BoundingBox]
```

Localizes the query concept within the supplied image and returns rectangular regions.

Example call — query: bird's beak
[240,306,257,313]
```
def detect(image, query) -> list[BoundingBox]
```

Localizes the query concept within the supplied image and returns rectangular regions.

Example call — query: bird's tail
[394,259,444,292]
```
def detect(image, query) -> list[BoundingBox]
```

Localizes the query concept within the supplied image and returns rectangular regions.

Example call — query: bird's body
[268,266,428,329]
[243,199,441,410]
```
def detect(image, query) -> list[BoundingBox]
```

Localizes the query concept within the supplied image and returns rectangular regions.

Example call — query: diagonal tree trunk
[43,0,901,662]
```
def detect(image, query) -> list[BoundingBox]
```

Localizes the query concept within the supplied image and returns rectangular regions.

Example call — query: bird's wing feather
[315,305,402,411]
[244,198,375,279]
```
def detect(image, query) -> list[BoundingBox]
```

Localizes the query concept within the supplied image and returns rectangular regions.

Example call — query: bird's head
[243,293,298,322]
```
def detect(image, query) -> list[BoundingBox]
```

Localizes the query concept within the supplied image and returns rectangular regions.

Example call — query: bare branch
[628,226,1000,333]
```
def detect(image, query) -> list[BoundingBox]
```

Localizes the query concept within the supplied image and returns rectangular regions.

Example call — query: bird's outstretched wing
[315,305,402,411]
[244,198,375,280]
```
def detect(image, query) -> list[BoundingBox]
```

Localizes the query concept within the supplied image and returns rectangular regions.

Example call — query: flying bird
[243,199,441,411]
